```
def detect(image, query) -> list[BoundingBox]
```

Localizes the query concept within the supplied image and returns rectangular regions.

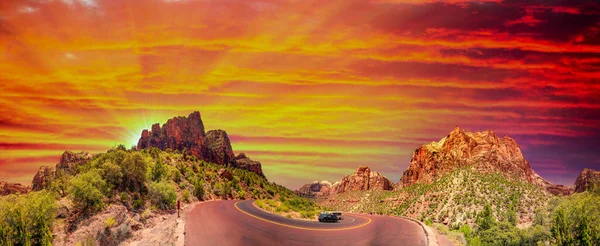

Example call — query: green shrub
[105,217,116,229]
[148,181,177,210]
[0,191,57,245]
[151,159,166,181]
[122,152,148,191]
[194,179,205,200]
[133,198,144,210]
[120,192,129,204]
[102,161,123,189]
[70,170,108,212]
[182,189,191,203]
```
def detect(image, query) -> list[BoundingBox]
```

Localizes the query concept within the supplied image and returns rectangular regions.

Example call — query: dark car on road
[318,212,338,222]
[332,211,343,220]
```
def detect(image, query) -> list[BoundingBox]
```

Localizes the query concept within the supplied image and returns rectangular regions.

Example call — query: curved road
[185,200,427,246]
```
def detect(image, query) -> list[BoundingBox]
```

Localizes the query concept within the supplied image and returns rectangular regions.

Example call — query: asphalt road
[185,200,427,246]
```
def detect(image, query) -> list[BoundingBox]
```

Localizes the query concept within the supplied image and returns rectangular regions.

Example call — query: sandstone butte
[400,126,573,195]
[296,166,393,197]
[137,111,264,177]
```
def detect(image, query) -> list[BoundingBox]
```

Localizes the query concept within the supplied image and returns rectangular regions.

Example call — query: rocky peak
[234,153,265,178]
[204,130,235,166]
[32,166,56,191]
[295,181,334,198]
[335,166,393,193]
[400,127,566,195]
[0,181,30,196]
[575,168,600,193]
[136,111,264,177]
[58,150,92,174]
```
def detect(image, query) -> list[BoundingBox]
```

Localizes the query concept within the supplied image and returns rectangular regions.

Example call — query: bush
[148,181,177,210]
[151,159,166,181]
[0,191,57,245]
[70,170,108,212]
[194,179,205,200]
[122,152,148,191]
[105,217,116,229]
[102,161,123,189]
[182,190,191,203]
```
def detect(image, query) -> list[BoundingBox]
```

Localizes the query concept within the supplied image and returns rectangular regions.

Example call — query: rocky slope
[574,168,600,192]
[0,181,30,196]
[137,111,264,177]
[400,126,572,195]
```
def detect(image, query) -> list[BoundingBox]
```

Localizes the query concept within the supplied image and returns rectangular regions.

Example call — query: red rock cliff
[400,127,572,195]
[137,111,264,177]
[335,166,393,193]
[0,181,30,196]
[575,168,600,193]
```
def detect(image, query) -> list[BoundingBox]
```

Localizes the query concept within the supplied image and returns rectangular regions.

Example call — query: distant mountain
[575,168,600,193]
[137,111,264,177]
[400,126,573,196]
[296,166,393,198]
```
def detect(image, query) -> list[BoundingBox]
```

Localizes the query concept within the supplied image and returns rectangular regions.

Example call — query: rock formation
[217,168,233,181]
[335,166,393,193]
[32,150,92,191]
[0,181,30,196]
[295,181,335,198]
[137,111,264,177]
[399,126,571,195]
[57,150,92,174]
[234,153,265,178]
[32,166,56,191]
[575,168,600,193]
[204,130,236,166]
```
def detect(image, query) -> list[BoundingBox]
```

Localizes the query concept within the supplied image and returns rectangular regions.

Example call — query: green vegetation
[148,181,177,209]
[255,196,321,219]
[1,146,320,244]
[0,191,57,245]
[69,170,109,212]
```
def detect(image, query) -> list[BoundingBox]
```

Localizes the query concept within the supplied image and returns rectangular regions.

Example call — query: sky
[0,0,599,189]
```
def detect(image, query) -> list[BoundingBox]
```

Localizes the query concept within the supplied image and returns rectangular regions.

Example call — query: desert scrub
[105,217,116,229]
[148,181,177,209]
[182,189,191,202]
[0,191,57,245]
[70,169,109,212]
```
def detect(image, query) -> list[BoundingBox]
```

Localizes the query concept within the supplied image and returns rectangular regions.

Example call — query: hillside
[320,168,552,227]
[401,127,572,196]
[0,111,318,246]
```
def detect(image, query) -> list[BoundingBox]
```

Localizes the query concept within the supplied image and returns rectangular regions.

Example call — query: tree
[552,209,573,246]
[477,204,494,231]
[194,178,205,200]
[122,152,148,191]
[577,214,592,246]
[148,181,177,210]
[151,159,165,182]
[102,160,123,189]
[69,170,108,212]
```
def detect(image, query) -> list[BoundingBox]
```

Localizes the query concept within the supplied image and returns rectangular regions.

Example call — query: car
[318,212,339,222]
[331,211,343,220]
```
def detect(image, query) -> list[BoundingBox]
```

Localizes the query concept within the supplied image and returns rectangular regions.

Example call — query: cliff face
[335,166,393,193]
[295,181,335,198]
[32,151,92,191]
[0,181,30,196]
[137,111,264,177]
[400,127,571,195]
[575,168,600,193]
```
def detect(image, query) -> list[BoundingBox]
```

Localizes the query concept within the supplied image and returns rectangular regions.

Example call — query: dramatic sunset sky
[1,0,599,189]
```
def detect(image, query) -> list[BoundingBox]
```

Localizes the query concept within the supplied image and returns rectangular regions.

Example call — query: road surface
[185,200,427,246]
